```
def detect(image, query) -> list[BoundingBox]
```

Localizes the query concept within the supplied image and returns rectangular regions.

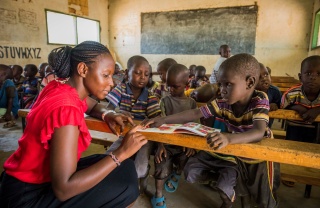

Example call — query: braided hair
[48,41,110,78]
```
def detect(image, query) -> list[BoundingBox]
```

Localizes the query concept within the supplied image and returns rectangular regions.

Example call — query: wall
[309,0,320,56]
[108,0,314,78]
[0,0,109,67]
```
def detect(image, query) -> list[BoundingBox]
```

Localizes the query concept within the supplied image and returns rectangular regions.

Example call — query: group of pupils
[0,40,319,208]
[0,62,55,128]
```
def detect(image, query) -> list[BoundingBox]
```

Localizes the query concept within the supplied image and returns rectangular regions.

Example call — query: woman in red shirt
[0,41,147,207]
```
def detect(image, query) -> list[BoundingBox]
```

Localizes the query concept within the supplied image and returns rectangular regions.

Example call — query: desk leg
[22,117,26,132]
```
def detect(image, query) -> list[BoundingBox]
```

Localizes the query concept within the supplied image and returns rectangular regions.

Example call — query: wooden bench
[271,76,300,93]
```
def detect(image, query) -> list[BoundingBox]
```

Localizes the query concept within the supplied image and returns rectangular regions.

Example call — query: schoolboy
[22,64,39,108]
[256,63,282,127]
[147,65,159,95]
[105,55,161,193]
[154,58,177,99]
[190,65,209,88]
[143,54,279,208]
[38,62,48,79]
[281,55,320,143]
[151,64,196,208]
[209,44,231,84]
[11,65,25,92]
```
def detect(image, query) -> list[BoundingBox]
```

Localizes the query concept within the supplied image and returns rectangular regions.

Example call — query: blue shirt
[0,79,19,116]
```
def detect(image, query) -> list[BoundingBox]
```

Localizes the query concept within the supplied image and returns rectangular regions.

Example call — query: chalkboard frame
[141,5,258,55]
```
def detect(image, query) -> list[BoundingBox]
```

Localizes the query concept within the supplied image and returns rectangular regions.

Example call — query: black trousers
[0,154,139,208]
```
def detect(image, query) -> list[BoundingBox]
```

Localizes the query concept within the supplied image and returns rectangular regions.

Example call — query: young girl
[105,55,161,194]
[142,54,280,208]
[0,41,147,207]
[0,64,19,128]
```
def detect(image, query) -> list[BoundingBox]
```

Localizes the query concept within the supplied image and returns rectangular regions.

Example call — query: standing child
[152,64,196,208]
[280,56,320,187]
[0,65,19,128]
[154,58,177,99]
[256,63,282,127]
[105,55,161,193]
[22,64,39,109]
[143,54,280,208]
[210,44,231,84]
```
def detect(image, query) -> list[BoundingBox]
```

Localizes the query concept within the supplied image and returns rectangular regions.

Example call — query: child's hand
[269,103,278,111]
[302,107,320,123]
[206,132,230,150]
[183,147,196,157]
[155,143,167,163]
[114,125,148,161]
[140,117,166,128]
[105,112,135,136]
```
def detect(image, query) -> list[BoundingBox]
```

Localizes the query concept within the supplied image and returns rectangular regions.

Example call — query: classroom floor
[0,118,320,208]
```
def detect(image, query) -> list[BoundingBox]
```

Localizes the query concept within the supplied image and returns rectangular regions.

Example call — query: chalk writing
[0,8,17,24]
[0,46,41,59]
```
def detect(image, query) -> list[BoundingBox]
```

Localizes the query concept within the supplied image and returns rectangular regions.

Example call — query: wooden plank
[272,82,299,88]
[271,76,299,83]
[281,164,320,186]
[269,109,320,122]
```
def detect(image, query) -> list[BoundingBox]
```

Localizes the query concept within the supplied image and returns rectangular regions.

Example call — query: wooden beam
[269,109,320,122]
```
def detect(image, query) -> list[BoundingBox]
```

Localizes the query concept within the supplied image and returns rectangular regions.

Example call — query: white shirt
[209,57,227,84]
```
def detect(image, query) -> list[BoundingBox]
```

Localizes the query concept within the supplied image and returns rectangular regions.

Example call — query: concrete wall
[108,0,314,79]
[0,0,109,67]
[309,0,320,57]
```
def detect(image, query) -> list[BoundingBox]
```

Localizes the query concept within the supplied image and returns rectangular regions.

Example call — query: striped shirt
[200,90,270,136]
[22,77,38,96]
[154,82,170,99]
[106,82,161,120]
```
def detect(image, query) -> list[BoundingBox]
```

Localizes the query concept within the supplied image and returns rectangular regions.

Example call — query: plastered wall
[108,0,314,78]
[0,0,109,67]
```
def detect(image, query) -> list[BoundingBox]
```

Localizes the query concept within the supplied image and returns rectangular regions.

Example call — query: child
[154,58,177,99]
[152,64,197,208]
[105,55,161,193]
[190,65,209,88]
[0,64,19,128]
[147,65,159,95]
[256,63,282,127]
[189,83,219,103]
[40,65,56,88]
[112,63,125,87]
[38,62,48,79]
[21,64,39,109]
[11,65,25,92]
[143,54,279,208]
[280,56,320,187]
[210,44,231,84]
[186,64,196,90]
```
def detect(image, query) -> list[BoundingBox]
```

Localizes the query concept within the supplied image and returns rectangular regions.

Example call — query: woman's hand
[140,117,166,128]
[104,112,135,136]
[155,143,167,163]
[114,125,148,162]
[206,132,230,150]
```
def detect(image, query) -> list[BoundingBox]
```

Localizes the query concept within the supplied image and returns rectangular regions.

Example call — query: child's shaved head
[167,64,189,84]
[127,55,148,71]
[220,53,260,82]
[301,55,320,72]
[158,58,177,70]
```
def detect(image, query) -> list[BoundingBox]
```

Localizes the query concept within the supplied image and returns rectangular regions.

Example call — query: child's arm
[301,107,320,123]
[207,119,267,150]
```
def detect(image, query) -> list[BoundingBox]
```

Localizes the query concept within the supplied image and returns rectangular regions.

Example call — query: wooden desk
[18,109,320,169]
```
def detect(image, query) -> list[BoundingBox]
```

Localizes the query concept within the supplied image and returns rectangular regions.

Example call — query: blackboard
[141,5,258,55]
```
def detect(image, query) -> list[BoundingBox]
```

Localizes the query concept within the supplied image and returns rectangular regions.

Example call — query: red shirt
[4,80,92,184]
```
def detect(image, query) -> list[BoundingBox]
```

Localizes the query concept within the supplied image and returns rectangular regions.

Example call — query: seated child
[189,83,219,103]
[105,55,161,193]
[281,55,320,143]
[0,65,19,128]
[38,62,48,80]
[210,44,231,84]
[22,64,39,109]
[147,65,159,95]
[11,65,25,92]
[154,58,177,99]
[190,65,209,88]
[152,64,197,208]
[112,63,125,87]
[187,64,196,90]
[280,55,320,187]
[40,65,56,88]
[256,63,282,127]
[143,54,280,208]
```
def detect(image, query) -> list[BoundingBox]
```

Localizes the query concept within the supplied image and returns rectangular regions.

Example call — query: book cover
[138,122,220,137]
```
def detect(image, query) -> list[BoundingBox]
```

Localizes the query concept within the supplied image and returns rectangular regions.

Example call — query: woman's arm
[50,125,147,201]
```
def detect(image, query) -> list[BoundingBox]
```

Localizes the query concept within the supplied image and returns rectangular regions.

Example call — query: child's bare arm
[302,107,320,123]
[207,120,267,150]
[286,104,308,116]
[141,108,203,128]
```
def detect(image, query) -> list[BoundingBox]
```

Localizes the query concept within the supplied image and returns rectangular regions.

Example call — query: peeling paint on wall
[0,8,17,24]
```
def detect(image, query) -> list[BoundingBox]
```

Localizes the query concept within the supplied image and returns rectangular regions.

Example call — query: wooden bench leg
[22,117,26,132]
[304,185,312,198]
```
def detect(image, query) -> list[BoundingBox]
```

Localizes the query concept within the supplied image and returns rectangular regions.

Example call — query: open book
[138,122,220,137]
